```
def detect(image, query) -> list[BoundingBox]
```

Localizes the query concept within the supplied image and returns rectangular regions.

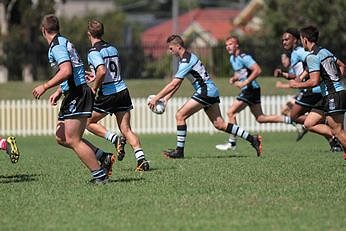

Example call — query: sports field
[0,77,297,100]
[0,132,345,231]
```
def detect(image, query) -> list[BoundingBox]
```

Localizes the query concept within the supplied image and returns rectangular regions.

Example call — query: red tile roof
[141,8,241,58]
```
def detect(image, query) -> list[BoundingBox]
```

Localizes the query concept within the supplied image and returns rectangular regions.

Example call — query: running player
[274,52,297,117]
[216,36,295,151]
[86,19,149,171]
[289,26,346,159]
[148,34,262,158]
[0,136,20,163]
[33,14,111,184]
[277,28,342,151]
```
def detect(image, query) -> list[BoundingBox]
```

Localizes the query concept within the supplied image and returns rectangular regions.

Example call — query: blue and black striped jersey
[229,53,260,90]
[88,40,127,95]
[306,46,345,96]
[175,51,219,98]
[48,34,86,93]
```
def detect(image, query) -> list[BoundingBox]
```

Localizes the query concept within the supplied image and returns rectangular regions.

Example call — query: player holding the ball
[148,34,262,158]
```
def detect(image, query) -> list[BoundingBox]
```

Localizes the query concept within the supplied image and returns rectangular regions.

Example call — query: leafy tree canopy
[244,0,345,74]
[1,0,55,80]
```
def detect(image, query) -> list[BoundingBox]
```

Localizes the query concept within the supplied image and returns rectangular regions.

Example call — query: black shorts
[295,90,323,109]
[192,93,220,108]
[93,88,133,115]
[58,85,94,120]
[322,91,346,115]
[236,88,261,106]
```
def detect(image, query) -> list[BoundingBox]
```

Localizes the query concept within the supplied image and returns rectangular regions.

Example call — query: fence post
[0,97,298,136]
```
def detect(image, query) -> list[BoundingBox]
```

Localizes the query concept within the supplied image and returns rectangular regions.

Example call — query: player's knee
[119,126,131,135]
[63,138,77,148]
[175,111,185,122]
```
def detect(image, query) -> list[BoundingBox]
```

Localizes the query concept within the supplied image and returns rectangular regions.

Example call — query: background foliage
[59,11,146,79]
[0,0,344,80]
[247,0,346,74]
[2,0,54,80]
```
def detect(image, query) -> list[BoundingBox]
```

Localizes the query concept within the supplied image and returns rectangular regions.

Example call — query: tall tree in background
[1,0,54,81]
[242,0,345,74]
[60,10,144,79]
[1,0,343,80]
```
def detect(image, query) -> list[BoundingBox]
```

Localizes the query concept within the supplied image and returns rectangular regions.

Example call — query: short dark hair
[166,34,185,47]
[225,35,239,45]
[88,19,104,38]
[284,28,300,40]
[300,26,319,43]
[41,14,59,33]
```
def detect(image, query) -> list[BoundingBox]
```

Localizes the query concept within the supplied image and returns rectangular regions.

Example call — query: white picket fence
[0,96,296,136]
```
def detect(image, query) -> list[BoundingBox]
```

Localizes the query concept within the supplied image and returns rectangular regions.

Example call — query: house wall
[55,0,116,18]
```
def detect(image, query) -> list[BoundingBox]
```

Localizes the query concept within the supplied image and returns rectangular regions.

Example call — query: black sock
[176,125,187,153]
[91,168,106,180]
[226,123,251,142]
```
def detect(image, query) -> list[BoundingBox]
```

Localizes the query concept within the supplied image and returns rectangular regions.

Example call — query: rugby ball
[147,95,166,114]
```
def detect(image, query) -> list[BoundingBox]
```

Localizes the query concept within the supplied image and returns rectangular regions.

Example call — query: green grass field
[0,77,297,100]
[0,132,345,231]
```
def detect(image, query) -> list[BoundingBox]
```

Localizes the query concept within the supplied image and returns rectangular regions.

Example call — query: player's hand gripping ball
[147,95,166,114]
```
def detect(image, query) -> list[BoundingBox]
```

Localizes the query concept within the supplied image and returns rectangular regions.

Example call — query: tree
[59,10,145,79]
[243,0,346,74]
[1,0,55,81]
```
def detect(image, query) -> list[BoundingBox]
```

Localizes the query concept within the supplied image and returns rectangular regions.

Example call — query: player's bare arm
[234,63,261,89]
[93,65,106,92]
[248,63,262,81]
[280,72,297,80]
[33,62,72,99]
[148,78,182,109]
[298,70,309,81]
[289,72,320,89]
[49,87,62,106]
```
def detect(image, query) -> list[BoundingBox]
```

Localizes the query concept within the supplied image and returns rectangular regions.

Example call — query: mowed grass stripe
[0,132,345,231]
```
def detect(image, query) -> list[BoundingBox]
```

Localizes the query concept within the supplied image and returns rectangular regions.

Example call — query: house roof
[141,8,241,58]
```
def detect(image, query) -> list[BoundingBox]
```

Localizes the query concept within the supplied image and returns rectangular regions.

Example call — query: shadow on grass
[194,154,249,159]
[0,174,40,184]
[140,166,179,172]
[154,153,250,160]
[108,177,144,183]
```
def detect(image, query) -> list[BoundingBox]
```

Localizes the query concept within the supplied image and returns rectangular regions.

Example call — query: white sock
[105,131,118,144]
[134,148,145,161]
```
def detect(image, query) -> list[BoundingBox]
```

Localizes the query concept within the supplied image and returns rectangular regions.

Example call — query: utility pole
[172,0,178,34]
[171,0,178,74]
